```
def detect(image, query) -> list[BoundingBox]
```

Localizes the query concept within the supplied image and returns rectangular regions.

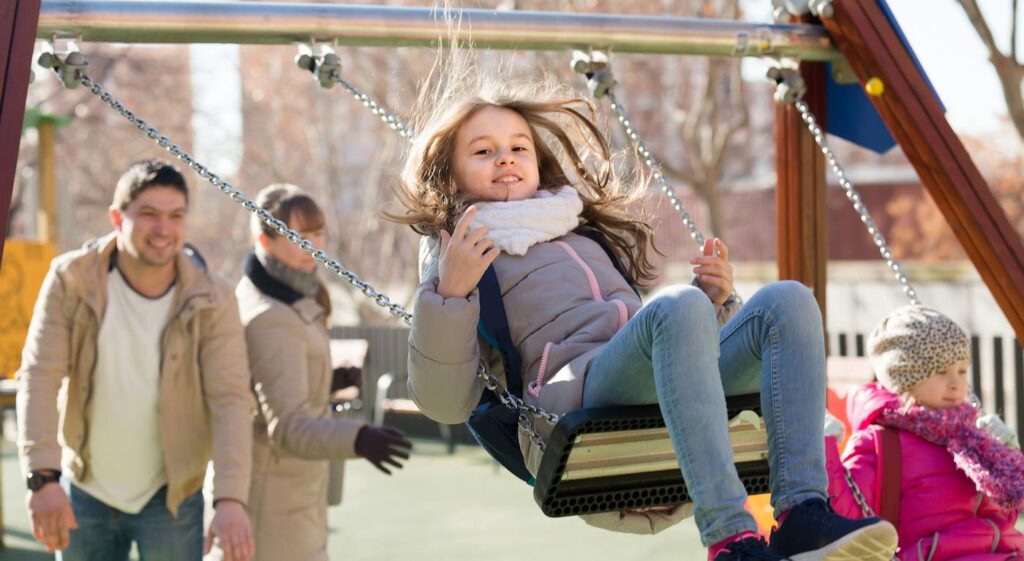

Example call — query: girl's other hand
[437,206,501,299]
[690,238,733,310]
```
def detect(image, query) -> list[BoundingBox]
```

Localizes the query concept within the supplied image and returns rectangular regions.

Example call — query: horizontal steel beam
[37,0,840,60]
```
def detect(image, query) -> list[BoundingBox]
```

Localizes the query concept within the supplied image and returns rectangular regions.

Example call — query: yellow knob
[865,77,885,97]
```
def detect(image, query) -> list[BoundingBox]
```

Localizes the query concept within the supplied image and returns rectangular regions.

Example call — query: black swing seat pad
[533,393,772,517]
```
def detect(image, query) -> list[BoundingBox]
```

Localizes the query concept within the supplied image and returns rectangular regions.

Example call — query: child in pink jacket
[825,305,1024,560]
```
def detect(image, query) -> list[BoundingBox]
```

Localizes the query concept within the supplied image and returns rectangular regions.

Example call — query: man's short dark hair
[112,160,188,210]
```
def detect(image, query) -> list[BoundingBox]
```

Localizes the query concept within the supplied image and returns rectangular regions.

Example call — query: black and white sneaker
[768,499,897,561]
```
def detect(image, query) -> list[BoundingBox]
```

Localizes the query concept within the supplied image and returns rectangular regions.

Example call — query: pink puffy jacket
[825,383,1023,561]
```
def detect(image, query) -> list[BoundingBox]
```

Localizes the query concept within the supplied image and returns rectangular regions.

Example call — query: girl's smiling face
[451,106,541,203]
[908,360,970,409]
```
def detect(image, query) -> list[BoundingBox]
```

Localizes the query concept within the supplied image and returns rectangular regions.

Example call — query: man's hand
[354,426,413,475]
[27,482,77,552]
[205,499,254,561]
[691,238,734,310]
[437,206,501,299]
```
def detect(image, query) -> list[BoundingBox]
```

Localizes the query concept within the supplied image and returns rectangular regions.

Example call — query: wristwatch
[26,470,61,491]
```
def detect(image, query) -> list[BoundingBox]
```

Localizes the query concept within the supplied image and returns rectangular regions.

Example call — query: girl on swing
[387,74,897,560]
[825,305,1024,560]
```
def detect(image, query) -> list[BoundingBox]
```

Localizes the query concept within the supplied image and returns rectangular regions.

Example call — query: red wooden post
[823,0,1024,342]
[0,0,42,266]
[776,32,829,319]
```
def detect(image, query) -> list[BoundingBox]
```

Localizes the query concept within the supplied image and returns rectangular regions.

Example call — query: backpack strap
[476,265,522,397]
[877,427,902,526]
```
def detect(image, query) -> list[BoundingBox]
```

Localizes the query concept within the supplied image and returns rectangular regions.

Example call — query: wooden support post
[822,0,1024,343]
[0,0,42,266]
[776,58,829,320]
[36,118,56,243]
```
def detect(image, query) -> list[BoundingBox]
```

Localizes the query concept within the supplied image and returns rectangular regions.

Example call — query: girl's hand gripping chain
[437,206,502,299]
[691,238,734,310]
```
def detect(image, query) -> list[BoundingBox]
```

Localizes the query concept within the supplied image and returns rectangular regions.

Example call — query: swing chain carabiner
[767,63,807,106]
[37,43,88,90]
[771,0,834,20]
[570,50,616,99]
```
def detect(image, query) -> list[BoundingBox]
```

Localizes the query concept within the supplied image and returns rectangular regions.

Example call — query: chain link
[327,74,416,141]
[843,467,877,518]
[606,92,707,249]
[791,99,921,306]
[75,66,557,450]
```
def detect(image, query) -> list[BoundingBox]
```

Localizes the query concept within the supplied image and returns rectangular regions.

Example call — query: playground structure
[1,0,1024,533]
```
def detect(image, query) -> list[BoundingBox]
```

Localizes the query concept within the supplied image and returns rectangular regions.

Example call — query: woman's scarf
[878,402,1024,511]
[254,247,321,299]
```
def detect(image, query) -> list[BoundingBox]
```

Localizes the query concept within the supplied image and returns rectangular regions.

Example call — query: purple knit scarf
[878,402,1024,511]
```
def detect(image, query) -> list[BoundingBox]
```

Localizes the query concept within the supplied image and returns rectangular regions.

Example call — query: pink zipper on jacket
[527,241,629,398]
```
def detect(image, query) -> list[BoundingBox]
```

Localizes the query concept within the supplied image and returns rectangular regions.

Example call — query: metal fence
[331,325,1024,437]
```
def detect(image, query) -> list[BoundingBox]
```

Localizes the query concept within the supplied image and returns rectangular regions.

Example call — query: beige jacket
[235,272,365,561]
[16,234,254,516]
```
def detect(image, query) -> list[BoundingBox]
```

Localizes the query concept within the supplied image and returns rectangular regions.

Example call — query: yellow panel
[0,241,57,379]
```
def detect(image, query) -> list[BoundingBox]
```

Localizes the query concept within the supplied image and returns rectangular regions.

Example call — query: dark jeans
[57,482,203,561]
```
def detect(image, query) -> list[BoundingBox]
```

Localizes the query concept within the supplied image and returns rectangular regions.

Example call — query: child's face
[908,360,970,409]
[451,106,541,203]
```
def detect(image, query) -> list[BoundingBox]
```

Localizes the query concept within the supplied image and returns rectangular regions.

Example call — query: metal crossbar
[37,0,841,60]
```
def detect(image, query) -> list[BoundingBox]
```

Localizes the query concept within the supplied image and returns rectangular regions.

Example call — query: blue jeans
[583,281,828,545]
[57,482,204,561]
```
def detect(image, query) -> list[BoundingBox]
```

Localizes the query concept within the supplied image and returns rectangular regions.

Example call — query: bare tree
[958,0,1024,142]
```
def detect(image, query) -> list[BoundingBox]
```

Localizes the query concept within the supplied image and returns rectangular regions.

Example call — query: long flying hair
[384,57,658,286]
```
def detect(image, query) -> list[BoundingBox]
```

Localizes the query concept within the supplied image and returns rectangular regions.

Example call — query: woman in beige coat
[226,184,411,561]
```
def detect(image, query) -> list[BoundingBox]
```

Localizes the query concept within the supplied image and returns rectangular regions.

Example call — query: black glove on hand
[354,426,412,475]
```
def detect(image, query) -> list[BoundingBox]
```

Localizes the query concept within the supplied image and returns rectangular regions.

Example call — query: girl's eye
[473,148,491,156]
[513,146,528,152]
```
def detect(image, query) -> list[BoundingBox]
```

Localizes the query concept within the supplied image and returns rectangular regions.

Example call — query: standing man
[16,160,255,561]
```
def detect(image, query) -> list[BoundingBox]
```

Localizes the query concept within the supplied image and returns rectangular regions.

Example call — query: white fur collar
[470,186,583,256]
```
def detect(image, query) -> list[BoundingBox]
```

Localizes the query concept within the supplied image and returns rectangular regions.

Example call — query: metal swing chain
[295,49,415,140]
[792,98,920,305]
[332,75,416,140]
[605,92,707,248]
[844,467,877,518]
[570,52,707,249]
[48,50,557,451]
[768,64,920,305]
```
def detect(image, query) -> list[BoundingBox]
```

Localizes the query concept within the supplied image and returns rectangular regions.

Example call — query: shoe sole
[788,520,898,561]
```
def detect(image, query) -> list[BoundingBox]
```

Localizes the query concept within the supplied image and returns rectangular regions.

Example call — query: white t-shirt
[71,268,175,513]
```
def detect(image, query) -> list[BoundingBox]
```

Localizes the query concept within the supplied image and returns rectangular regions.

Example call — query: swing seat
[534,393,771,516]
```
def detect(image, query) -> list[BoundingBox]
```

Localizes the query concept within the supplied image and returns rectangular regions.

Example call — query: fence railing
[332,325,1024,438]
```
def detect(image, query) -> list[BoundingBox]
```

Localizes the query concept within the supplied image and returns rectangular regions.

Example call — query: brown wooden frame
[804,0,1024,342]
[0,0,41,266]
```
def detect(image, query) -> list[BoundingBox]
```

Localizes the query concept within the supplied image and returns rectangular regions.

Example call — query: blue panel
[824,0,945,154]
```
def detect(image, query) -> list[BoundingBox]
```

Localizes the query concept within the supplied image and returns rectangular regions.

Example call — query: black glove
[354,426,412,475]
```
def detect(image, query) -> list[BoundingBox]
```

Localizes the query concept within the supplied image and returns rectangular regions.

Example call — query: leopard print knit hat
[867,305,971,394]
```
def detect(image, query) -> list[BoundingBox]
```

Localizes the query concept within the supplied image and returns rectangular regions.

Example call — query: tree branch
[958,0,1006,62]
[1013,0,1019,64]
[958,0,1024,141]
